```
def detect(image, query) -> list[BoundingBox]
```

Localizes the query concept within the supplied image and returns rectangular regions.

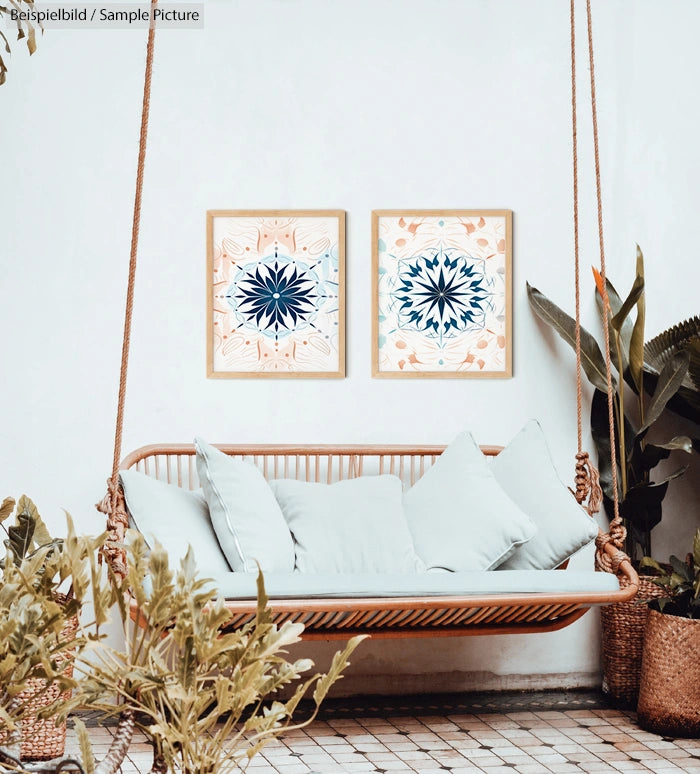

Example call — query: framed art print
[372,210,512,378]
[207,210,345,378]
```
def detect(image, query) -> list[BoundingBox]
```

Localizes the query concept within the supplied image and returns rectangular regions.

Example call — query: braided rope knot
[96,478,129,583]
[595,528,628,573]
[573,451,603,516]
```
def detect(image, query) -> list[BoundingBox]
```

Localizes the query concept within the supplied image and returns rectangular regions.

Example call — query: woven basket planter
[600,573,668,707]
[0,611,79,761]
[637,609,700,737]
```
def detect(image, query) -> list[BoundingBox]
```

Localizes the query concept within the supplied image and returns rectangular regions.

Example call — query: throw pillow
[270,475,425,574]
[492,419,599,569]
[403,431,536,571]
[194,437,295,573]
[119,469,231,573]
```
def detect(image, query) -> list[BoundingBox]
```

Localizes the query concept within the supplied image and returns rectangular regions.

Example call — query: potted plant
[0,496,108,763]
[527,246,699,705]
[637,529,700,736]
[62,533,364,774]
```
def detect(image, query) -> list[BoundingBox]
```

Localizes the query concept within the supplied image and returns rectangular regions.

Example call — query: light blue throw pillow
[492,420,599,569]
[403,431,537,571]
[270,475,425,574]
[195,438,295,573]
[119,469,231,573]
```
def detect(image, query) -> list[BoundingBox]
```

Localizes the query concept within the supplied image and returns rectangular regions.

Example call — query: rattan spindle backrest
[121,444,503,491]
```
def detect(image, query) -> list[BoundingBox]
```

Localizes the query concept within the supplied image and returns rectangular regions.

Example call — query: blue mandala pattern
[226,254,320,338]
[390,248,492,346]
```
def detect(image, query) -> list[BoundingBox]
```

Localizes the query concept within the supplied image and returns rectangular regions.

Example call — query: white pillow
[492,420,599,570]
[194,438,295,573]
[403,431,536,571]
[119,469,231,573]
[270,475,425,574]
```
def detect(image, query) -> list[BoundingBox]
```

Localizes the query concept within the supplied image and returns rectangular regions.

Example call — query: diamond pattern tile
[64,693,700,773]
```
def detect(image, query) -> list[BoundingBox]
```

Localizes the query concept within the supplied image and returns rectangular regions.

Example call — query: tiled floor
[68,696,700,774]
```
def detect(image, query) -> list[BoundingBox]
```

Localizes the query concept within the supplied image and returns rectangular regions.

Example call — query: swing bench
[111,442,639,640]
[99,0,639,641]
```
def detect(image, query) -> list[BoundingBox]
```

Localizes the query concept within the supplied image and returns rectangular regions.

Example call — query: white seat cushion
[120,469,231,573]
[270,475,424,573]
[492,420,599,570]
[403,431,536,571]
[207,569,620,600]
[195,438,295,573]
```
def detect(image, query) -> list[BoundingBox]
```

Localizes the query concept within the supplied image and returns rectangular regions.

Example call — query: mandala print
[226,253,321,339]
[390,248,493,347]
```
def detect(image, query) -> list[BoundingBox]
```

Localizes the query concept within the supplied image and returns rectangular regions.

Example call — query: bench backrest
[121,443,503,491]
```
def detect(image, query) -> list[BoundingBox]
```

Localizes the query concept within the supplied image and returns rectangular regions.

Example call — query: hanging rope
[569,0,602,518]
[575,0,626,569]
[97,0,158,581]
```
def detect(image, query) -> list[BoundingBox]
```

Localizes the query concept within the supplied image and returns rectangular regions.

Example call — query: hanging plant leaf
[527,283,615,394]
[639,351,690,433]
[629,246,646,393]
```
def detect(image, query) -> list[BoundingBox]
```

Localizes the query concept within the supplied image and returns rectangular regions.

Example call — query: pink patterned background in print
[211,215,341,374]
[376,214,508,374]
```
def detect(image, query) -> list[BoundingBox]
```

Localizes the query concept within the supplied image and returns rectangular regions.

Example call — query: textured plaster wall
[1,0,698,693]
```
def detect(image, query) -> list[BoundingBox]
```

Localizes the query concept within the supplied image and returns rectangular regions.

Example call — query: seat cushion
[403,431,537,571]
[119,469,231,572]
[492,420,599,570]
[207,569,620,600]
[195,438,295,573]
[270,475,424,573]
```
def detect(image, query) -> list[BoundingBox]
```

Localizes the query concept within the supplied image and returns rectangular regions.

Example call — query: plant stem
[614,331,628,499]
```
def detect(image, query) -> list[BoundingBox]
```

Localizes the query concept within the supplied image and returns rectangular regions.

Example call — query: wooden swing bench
[115,442,639,641]
[101,0,638,645]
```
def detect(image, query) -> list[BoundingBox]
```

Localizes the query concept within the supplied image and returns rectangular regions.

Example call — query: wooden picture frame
[207,210,345,378]
[372,210,512,378]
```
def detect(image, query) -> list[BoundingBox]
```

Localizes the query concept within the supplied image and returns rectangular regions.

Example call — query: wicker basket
[600,573,668,707]
[0,611,79,761]
[637,609,700,737]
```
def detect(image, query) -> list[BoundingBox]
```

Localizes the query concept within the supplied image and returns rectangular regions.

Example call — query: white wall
[2,0,698,694]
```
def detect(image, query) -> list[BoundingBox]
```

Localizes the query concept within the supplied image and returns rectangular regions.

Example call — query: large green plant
[527,247,698,561]
[68,533,363,774]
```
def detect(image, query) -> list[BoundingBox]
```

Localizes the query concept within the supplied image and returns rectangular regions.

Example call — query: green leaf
[638,436,693,472]
[670,555,692,582]
[6,511,35,563]
[0,496,15,525]
[73,717,96,774]
[527,283,616,393]
[595,277,632,375]
[611,274,644,334]
[629,245,646,392]
[694,529,700,569]
[16,495,53,547]
[640,351,690,432]
[639,556,665,574]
